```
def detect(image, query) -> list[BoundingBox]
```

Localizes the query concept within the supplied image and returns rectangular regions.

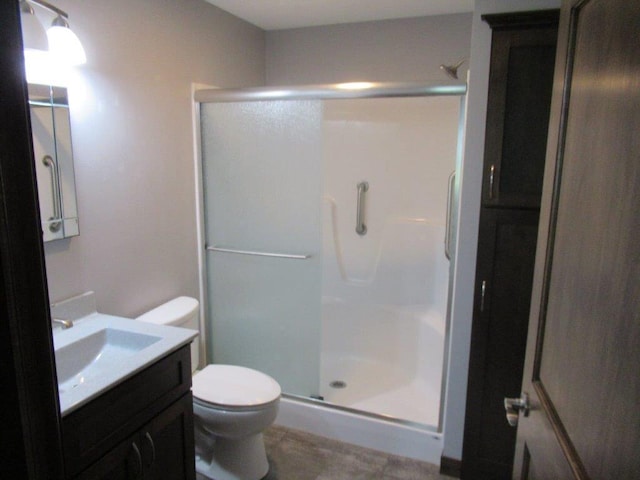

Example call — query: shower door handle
[445,171,455,259]
[355,181,369,236]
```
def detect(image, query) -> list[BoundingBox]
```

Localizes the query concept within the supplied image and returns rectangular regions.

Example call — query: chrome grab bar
[355,181,369,236]
[206,246,311,260]
[445,170,455,260]
[42,155,62,232]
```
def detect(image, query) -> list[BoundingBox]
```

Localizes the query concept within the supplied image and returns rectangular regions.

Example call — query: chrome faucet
[52,318,74,329]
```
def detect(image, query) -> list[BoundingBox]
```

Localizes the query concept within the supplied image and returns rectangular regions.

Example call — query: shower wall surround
[320,97,459,427]
[200,92,462,434]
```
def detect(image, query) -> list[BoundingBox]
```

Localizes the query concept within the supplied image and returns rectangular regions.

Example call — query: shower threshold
[276,394,443,465]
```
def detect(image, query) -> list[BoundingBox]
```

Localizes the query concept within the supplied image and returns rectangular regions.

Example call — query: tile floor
[263,426,455,480]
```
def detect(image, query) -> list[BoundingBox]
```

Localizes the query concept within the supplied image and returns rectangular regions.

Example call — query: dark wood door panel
[515,0,640,478]
[143,393,195,480]
[481,14,558,209]
[463,209,540,479]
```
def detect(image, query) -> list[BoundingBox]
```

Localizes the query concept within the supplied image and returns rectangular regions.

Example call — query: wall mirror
[28,83,79,242]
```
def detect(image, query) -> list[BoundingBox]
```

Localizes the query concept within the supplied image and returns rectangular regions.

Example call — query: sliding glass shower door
[200,100,323,397]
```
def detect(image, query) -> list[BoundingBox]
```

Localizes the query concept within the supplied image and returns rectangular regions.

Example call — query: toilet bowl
[193,364,280,480]
[136,297,281,480]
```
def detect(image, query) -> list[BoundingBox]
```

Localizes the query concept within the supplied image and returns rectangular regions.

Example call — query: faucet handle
[52,318,74,329]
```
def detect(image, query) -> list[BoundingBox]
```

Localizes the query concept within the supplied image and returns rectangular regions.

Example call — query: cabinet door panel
[463,209,540,479]
[482,25,557,208]
[73,394,195,480]
[142,393,195,480]
[63,347,191,477]
[74,433,142,480]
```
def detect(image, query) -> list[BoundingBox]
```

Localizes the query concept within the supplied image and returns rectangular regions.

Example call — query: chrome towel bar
[206,246,311,260]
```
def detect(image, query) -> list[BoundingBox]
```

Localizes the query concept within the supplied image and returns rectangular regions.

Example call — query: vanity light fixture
[19,0,48,51]
[19,0,86,66]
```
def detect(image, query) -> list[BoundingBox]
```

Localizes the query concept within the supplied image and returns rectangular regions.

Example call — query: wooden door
[0,1,65,479]
[513,0,640,478]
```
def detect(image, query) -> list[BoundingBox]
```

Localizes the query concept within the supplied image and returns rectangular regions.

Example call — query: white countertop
[53,312,197,416]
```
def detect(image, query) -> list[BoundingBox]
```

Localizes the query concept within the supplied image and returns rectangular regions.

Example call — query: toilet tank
[136,296,200,371]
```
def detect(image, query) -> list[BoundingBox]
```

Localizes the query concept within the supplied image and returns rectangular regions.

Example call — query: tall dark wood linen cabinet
[461,10,559,480]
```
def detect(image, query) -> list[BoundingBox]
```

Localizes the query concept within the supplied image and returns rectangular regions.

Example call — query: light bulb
[47,17,86,66]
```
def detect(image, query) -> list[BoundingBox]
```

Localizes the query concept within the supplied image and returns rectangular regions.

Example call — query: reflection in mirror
[28,83,79,242]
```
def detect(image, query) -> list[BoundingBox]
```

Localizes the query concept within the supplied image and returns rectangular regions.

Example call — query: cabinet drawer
[63,346,191,477]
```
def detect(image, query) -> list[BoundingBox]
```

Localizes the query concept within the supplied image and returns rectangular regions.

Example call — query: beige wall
[43,0,265,316]
[266,14,472,85]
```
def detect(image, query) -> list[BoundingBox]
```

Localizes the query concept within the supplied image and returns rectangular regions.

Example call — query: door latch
[504,392,530,427]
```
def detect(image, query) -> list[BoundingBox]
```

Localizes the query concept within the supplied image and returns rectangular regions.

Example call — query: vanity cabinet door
[140,393,195,480]
[63,346,192,477]
[74,393,195,480]
[74,432,144,480]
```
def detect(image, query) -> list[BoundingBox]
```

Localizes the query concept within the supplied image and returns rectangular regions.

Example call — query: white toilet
[136,297,281,480]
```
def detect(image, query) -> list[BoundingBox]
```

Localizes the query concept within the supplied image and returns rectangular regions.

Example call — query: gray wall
[266,14,473,85]
[43,0,265,316]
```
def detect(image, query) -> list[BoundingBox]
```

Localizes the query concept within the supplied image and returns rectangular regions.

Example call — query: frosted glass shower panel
[201,101,323,397]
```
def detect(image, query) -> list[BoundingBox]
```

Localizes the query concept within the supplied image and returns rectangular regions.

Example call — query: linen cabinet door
[463,208,540,479]
[481,16,557,209]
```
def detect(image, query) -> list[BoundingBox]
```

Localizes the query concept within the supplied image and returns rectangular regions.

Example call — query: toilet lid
[192,364,281,407]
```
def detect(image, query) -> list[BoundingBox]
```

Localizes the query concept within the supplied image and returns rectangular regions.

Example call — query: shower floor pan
[319,353,440,427]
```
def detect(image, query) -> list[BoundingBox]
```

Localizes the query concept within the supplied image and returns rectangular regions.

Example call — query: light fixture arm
[29,0,69,20]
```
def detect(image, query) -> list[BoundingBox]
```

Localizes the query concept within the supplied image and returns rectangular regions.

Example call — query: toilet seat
[193,365,281,409]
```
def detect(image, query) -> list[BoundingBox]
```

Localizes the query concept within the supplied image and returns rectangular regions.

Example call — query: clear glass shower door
[200,100,323,398]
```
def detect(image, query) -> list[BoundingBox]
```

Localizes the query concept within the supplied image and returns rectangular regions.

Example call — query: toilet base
[195,432,269,480]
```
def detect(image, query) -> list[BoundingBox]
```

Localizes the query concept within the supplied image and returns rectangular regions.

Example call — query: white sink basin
[53,313,197,416]
[56,328,162,394]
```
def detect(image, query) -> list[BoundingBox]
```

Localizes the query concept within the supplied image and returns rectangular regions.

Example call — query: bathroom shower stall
[196,82,465,461]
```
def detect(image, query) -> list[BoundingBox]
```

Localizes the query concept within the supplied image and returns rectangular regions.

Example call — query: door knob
[504,392,530,427]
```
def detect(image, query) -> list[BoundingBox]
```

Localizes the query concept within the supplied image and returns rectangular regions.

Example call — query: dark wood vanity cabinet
[461,10,558,480]
[63,346,196,480]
